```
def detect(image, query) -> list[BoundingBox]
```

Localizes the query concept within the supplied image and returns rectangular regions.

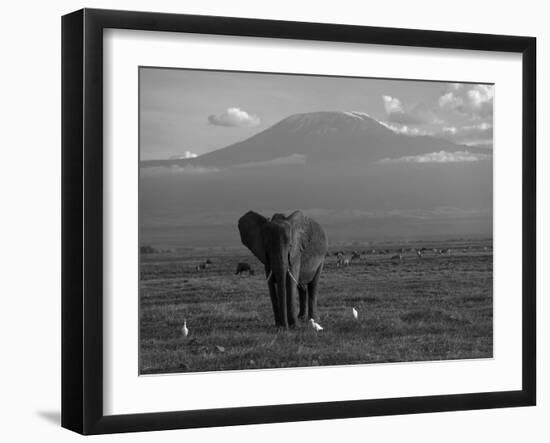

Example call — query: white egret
[310,318,324,332]
[181,319,189,338]
[352,307,358,320]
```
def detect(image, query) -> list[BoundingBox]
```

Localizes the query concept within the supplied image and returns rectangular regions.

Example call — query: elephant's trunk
[275,275,288,327]
[271,255,289,328]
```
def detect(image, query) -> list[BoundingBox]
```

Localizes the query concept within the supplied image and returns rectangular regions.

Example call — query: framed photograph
[62,8,536,435]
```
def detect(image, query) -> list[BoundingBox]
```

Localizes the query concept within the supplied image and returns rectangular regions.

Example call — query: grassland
[139,239,492,374]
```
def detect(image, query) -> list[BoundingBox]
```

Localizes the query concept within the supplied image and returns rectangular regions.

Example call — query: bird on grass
[352,307,358,320]
[310,318,324,332]
[181,319,189,338]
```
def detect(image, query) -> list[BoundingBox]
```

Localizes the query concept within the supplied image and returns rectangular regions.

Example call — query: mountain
[139,111,492,248]
[141,111,473,169]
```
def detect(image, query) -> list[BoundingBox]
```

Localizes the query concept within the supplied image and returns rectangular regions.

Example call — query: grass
[139,239,493,374]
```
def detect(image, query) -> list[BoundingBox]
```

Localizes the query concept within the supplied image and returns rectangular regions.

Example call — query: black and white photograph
[0,0,544,438]
[139,68,494,374]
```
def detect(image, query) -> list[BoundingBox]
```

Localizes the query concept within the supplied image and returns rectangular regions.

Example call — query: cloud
[438,92,464,109]
[440,122,493,146]
[169,151,198,159]
[382,95,423,125]
[141,154,305,176]
[343,111,372,120]
[438,84,493,119]
[468,85,493,108]
[208,107,260,127]
[379,121,434,136]
[141,164,220,176]
[377,84,493,145]
[379,110,492,147]
[379,150,491,164]
[235,154,306,168]
[383,95,403,114]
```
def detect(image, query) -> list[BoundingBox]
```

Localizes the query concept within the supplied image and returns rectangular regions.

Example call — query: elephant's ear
[238,211,268,264]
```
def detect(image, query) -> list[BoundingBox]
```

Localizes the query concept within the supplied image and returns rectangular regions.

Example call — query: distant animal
[196,262,210,271]
[140,245,157,254]
[336,251,347,267]
[351,251,362,261]
[235,262,255,276]
[337,256,350,267]
[205,258,213,265]
[391,253,403,261]
[352,307,358,320]
[310,318,324,332]
[238,210,328,328]
[440,248,451,256]
[181,319,189,338]
[416,249,423,258]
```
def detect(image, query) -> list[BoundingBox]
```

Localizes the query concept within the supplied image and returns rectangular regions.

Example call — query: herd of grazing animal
[192,244,474,278]
[328,246,458,266]
[146,211,490,335]
[170,241,488,290]
[177,238,479,335]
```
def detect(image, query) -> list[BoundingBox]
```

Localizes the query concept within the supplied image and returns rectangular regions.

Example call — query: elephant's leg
[307,264,323,321]
[286,273,297,327]
[298,285,308,320]
[267,279,281,326]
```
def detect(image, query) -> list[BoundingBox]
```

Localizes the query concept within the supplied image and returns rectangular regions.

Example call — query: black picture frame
[62,8,536,435]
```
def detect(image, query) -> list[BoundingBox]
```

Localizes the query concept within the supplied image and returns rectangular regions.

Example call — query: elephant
[238,210,328,328]
[235,262,255,276]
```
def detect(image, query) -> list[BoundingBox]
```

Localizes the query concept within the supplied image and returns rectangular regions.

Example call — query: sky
[139,68,494,161]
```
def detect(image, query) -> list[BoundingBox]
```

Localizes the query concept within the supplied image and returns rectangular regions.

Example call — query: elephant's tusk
[287,270,300,286]
[265,270,273,281]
